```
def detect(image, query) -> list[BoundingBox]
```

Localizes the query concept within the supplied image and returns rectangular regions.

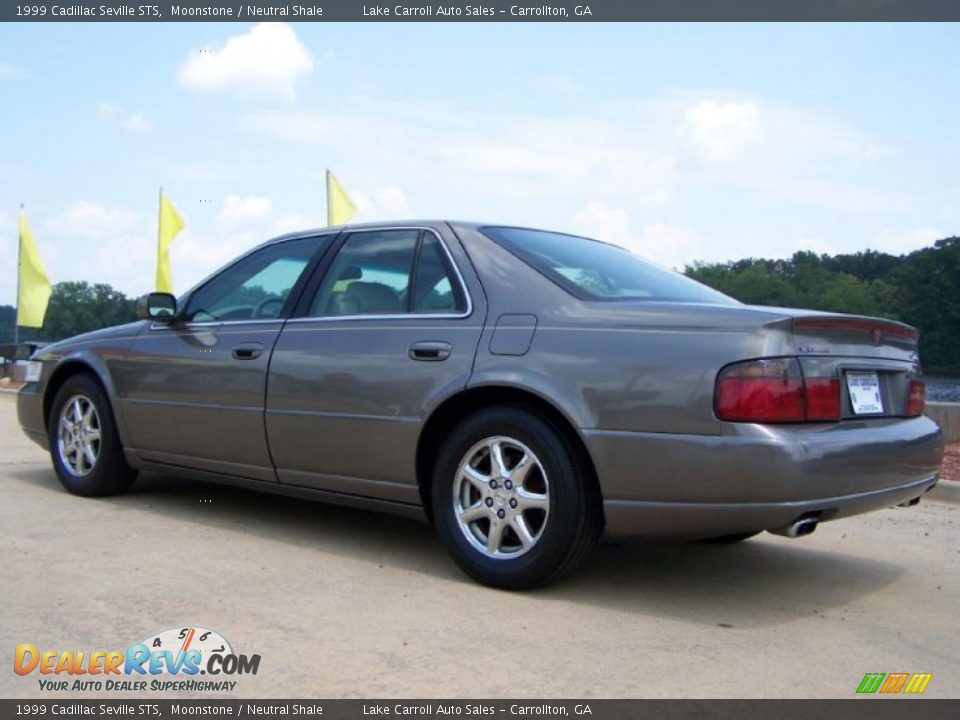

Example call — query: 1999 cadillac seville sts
[17,222,945,588]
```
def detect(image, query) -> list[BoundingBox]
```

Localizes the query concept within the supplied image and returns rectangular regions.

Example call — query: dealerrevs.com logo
[14,626,261,693]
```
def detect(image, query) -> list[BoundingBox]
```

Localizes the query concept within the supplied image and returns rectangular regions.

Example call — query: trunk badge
[870,328,883,344]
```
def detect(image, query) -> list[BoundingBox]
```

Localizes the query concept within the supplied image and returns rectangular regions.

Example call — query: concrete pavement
[1,392,957,699]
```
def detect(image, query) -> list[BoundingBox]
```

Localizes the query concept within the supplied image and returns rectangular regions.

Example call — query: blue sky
[1,22,958,304]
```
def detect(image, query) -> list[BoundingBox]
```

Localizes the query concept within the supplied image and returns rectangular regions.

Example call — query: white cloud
[0,62,20,78]
[124,112,152,132]
[773,176,898,213]
[569,201,631,245]
[98,102,152,131]
[353,186,411,221]
[568,201,703,270]
[47,201,139,239]
[632,223,704,269]
[216,194,272,231]
[98,102,121,120]
[271,212,326,235]
[177,23,313,100]
[680,99,760,160]
[870,227,943,256]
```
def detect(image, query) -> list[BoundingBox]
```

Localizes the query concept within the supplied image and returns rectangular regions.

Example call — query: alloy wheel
[452,435,550,559]
[57,394,102,477]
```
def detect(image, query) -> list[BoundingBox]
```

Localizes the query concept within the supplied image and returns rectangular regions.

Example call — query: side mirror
[136,292,177,322]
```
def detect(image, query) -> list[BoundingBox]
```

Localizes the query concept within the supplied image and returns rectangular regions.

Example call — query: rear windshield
[480,226,737,304]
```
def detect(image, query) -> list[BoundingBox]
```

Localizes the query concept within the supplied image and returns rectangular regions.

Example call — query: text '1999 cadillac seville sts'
[17,222,944,588]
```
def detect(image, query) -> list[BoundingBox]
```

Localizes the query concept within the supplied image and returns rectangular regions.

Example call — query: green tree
[39,282,137,341]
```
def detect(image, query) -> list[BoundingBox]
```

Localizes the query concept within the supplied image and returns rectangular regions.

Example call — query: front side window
[183,237,320,322]
[481,226,736,305]
[309,230,467,317]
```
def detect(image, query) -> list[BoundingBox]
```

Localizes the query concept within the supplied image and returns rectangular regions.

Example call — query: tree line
[2,236,958,374]
[685,236,960,375]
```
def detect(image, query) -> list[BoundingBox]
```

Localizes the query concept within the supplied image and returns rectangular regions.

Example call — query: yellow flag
[17,208,52,328]
[326,169,357,226]
[155,190,185,293]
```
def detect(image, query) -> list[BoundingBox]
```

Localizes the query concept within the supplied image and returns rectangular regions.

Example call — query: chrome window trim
[291,225,473,324]
[152,231,339,332]
[149,318,285,330]
[148,225,473,331]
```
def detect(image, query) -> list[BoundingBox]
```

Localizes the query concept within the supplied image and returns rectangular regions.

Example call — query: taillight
[907,379,925,417]
[804,378,842,421]
[715,358,841,423]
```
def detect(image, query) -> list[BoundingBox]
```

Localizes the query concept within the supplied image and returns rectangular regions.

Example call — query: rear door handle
[409,341,452,361]
[232,342,264,360]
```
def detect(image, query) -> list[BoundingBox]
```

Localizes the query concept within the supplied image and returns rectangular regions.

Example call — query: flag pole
[14,203,22,346]
[325,169,331,227]
[157,187,162,293]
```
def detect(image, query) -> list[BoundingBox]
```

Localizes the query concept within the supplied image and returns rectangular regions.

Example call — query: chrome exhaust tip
[770,515,819,538]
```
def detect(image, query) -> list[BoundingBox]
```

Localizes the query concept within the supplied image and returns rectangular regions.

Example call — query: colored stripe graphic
[857,673,885,694]
[904,674,933,694]
[856,672,932,694]
[880,673,909,693]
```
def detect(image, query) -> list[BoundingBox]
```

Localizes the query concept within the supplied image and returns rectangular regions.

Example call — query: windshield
[481,227,737,304]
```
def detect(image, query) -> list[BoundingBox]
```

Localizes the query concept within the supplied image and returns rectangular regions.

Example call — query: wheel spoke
[83,444,98,467]
[459,501,486,525]
[516,488,549,511]
[82,403,95,426]
[85,429,101,443]
[488,440,507,478]
[486,520,506,553]
[511,515,535,549]
[461,465,489,492]
[510,453,534,486]
[59,415,72,432]
[71,399,83,423]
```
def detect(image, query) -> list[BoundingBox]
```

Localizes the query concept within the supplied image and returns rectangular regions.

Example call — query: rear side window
[308,229,468,317]
[480,226,736,304]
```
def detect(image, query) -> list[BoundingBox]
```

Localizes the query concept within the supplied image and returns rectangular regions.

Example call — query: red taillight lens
[716,359,805,423]
[804,378,842,421]
[715,359,842,423]
[907,379,925,417]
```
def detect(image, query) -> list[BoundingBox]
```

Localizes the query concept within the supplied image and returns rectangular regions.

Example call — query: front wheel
[431,407,602,589]
[48,374,137,497]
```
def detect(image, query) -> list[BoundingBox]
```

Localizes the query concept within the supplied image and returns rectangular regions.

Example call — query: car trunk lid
[788,313,922,420]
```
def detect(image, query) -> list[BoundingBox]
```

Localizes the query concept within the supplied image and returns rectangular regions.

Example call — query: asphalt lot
[1,391,958,699]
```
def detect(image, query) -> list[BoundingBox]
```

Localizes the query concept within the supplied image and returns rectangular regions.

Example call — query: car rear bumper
[584,416,944,538]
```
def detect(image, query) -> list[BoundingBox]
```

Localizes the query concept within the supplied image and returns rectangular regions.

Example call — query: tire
[701,531,762,544]
[48,374,136,497]
[431,406,603,589]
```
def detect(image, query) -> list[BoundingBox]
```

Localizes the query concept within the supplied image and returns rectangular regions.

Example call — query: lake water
[927,376,960,403]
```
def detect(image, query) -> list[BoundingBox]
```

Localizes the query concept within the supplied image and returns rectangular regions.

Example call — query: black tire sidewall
[432,406,591,589]
[48,375,130,496]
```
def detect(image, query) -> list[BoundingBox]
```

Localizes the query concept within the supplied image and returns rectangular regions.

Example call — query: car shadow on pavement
[11,467,904,627]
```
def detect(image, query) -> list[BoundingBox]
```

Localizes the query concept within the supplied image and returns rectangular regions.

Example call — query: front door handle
[409,341,452,361]
[232,342,264,360]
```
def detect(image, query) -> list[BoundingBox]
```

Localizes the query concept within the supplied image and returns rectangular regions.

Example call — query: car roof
[266,220,489,245]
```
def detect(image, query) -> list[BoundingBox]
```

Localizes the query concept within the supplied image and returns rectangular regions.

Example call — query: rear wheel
[48,374,136,497]
[432,406,602,589]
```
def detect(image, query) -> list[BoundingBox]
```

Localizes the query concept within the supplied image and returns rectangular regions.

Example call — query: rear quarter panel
[454,225,793,435]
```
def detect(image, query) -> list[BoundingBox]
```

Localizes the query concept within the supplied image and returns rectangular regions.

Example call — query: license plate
[846,371,883,414]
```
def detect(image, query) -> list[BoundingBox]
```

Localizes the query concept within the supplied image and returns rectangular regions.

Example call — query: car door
[117,234,333,481]
[265,224,485,503]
